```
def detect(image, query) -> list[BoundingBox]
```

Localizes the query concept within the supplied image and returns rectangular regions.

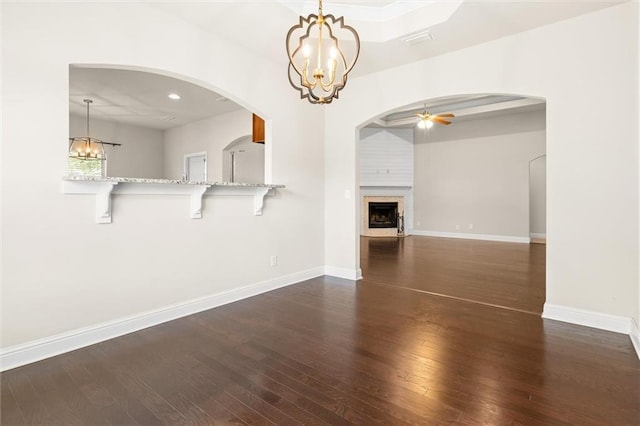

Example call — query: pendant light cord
[84,99,92,138]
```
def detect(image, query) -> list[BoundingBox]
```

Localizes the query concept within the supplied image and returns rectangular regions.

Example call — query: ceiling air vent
[401,30,434,46]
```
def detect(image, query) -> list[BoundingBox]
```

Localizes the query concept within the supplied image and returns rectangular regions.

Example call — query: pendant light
[69,99,106,161]
[286,0,360,104]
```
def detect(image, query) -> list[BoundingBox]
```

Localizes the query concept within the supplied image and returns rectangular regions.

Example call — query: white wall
[70,114,165,179]
[359,128,414,187]
[530,155,547,236]
[325,3,639,323]
[412,110,545,238]
[164,109,252,182]
[2,2,325,349]
[637,1,640,346]
[222,136,265,184]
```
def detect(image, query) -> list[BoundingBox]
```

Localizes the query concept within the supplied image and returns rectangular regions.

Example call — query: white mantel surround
[360,186,413,236]
[62,176,284,223]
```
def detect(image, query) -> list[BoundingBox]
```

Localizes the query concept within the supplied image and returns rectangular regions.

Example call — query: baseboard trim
[543,304,639,360]
[325,266,363,280]
[542,303,632,334]
[409,230,530,244]
[530,233,546,239]
[631,319,640,360]
[0,267,325,372]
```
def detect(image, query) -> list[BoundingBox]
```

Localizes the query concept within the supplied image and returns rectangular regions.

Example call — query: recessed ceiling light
[168,93,181,100]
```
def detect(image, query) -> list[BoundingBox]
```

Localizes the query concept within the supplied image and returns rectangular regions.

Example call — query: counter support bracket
[62,178,283,223]
[254,187,272,216]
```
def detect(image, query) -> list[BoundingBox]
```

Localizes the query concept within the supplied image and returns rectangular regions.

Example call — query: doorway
[184,152,207,182]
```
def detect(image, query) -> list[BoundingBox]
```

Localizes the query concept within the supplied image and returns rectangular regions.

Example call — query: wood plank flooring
[2,237,639,425]
[361,236,546,313]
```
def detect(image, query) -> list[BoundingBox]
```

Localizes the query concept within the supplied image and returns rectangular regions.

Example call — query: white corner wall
[163,109,252,182]
[70,114,165,179]
[325,2,639,323]
[359,128,414,187]
[636,0,640,354]
[412,110,545,239]
[2,1,325,357]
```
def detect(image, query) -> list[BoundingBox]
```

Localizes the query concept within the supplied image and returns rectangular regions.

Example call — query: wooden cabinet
[252,114,265,144]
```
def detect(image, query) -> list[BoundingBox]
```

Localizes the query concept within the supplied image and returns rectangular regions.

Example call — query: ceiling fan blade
[432,117,452,125]
[437,113,455,118]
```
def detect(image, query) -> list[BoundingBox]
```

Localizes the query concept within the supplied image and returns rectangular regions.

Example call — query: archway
[68,64,272,182]
[222,135,265,183]
[357,93,547,312]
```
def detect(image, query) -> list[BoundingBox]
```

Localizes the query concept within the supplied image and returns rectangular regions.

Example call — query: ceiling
[367,94,546,128]
[69,67,244,131]
[70,1,622,130]
[152,0,626,78]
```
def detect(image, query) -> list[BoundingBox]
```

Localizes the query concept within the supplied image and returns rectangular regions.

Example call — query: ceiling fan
[416,108,455,129]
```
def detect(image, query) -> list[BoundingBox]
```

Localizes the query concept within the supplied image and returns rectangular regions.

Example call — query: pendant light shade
[69,99,106,161]
[286,0,360,104]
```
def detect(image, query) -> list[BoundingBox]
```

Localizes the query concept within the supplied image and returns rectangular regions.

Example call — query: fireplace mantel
[62,176,284,223]
[362,195,404,237]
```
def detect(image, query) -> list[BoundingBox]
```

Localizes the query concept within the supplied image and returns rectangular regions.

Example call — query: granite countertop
[63,175,284,188]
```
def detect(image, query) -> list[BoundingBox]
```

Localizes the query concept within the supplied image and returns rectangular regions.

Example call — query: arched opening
[222,135,265,183]
[357,93,547,313]
[67,64,270,182]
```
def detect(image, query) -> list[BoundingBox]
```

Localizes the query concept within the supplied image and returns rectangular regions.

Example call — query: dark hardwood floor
[2,237,639,425]
[360,236,546,313]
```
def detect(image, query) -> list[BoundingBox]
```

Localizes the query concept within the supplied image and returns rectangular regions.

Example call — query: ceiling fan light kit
[286,0,360,104]
[416,107,455,129]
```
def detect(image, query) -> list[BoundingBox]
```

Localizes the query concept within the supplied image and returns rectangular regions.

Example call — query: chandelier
[69,99,107,161]
[286,0,360,104]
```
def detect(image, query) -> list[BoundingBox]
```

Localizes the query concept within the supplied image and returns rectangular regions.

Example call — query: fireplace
[368,202,398,228]
[362,196,404,237]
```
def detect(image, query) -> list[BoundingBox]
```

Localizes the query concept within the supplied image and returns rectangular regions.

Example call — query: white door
[184,153,207,182]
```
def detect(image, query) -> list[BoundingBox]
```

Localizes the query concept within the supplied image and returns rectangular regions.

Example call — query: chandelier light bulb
[302,44,311,58]
[68,99,107,164]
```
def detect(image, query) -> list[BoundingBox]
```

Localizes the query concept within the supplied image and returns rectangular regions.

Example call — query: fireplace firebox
[368,202,398,229]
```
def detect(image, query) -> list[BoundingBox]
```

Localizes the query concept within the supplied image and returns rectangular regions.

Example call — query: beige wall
[69,114,165,179]
[412,110,545,238]
[530,155,547,236]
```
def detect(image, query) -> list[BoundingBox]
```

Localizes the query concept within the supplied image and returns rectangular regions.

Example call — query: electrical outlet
[416,220,421,226]
[468,224,473,230]
[456,224,460,230]
[270,255,278,267]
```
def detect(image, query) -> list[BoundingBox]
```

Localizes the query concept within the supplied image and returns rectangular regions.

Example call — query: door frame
[183,151,208,182]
